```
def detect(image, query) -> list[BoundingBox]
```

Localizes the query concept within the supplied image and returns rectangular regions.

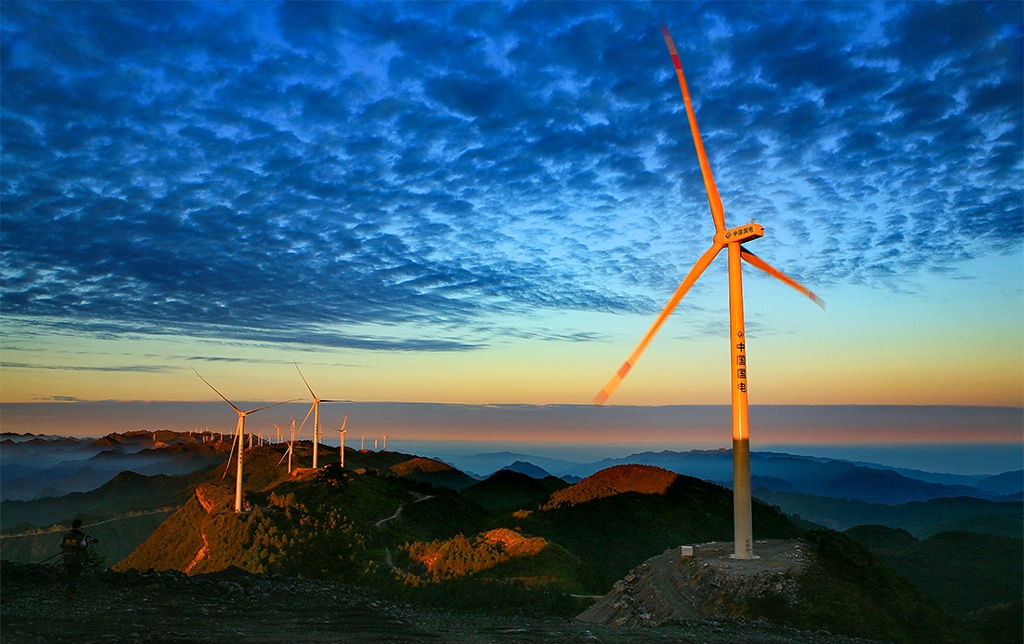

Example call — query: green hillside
[781,530,967,644]
[515,466,801,589]
[116,466,406,579]
[379,488,492,544]
[388,456,479,491]
[395,527,594,593]
[113,460,802,603]
[846,525,1024,616]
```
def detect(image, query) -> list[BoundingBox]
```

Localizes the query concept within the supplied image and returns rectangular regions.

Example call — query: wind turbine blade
[740,249,825,309]
[296,402,315,437]
[244,399,297,415]
[340,413,348,432]
[192,367,243,414]
[660,24,727,234]
[294,362,317,399]
[595,242,724,405]
[222,432,238,480]
[276,437,296,467]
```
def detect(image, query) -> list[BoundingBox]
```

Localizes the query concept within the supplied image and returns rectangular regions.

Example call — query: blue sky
[2,2,1022,426]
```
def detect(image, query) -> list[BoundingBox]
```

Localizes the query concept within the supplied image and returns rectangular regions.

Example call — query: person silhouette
[60,519,90,599]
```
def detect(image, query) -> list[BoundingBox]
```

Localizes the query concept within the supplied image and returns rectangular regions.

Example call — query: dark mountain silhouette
[974,469,1024,496]
[0,432,43,442]
[1,469,205,533]
[434,451,582,478]
[503,460,553,479]
[756,488,1024,539]
[0,466,214,564]
[572,450,1008,504]
[9,436,1019,502]
[1,432,231,501]
[461,469,567,514]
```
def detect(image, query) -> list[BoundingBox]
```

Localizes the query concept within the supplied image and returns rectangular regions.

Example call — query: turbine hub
[715,223,764,246]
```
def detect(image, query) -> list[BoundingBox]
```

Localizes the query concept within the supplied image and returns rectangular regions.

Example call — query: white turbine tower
[294,363,344,469]
[594,26,824,560]
[381,432,388,452]
[193,368,292,513]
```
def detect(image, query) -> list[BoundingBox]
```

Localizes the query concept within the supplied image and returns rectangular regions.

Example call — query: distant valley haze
[2,401,1020,476]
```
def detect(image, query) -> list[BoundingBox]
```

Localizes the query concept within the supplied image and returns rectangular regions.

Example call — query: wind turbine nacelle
[715,223,765,245]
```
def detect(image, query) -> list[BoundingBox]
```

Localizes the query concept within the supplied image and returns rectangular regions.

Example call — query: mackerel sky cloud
[1,1,1021,410]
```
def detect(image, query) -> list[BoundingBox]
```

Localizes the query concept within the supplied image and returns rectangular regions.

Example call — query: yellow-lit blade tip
[594,362,632,406]
[593,244,724,408]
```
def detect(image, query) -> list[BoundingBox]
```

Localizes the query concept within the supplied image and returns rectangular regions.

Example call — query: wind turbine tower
[595,26,824,560]
[294,363,344,469]
[193,368,292,512]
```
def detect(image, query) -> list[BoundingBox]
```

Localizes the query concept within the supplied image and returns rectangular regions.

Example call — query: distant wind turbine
[273,419,298,473]
[294,363,344,469]
[193,367,293,513]
[594,25,824,560]
[337,413,349,467]
[381,432,388,452]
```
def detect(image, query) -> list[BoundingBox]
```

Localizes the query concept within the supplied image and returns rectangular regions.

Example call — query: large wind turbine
[595,25,824,560]
[193,368,293,512]
[294,363,344,469]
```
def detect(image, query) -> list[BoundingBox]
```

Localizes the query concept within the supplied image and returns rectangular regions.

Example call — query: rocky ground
[1,560,884,644]
[579,539,814,627]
